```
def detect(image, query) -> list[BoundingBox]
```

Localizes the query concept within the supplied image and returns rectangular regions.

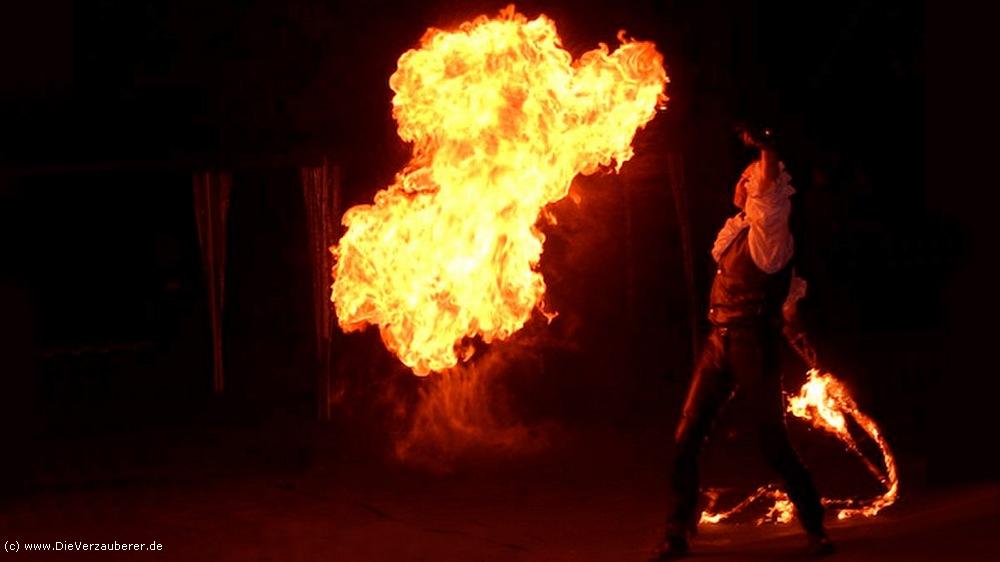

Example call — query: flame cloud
[332,6,668,374]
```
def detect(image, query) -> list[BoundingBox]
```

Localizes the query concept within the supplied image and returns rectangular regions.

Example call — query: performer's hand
[783,302,819,368]
[782,302,805,340]
[786,329,819,369]
[782,274,808,338]
[782,274,820,367]
[739,127,774,150]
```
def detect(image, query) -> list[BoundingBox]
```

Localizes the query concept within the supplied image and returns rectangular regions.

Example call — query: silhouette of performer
[652,123,833,559]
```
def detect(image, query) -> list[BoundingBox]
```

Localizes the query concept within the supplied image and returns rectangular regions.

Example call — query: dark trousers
[666,326,825,536]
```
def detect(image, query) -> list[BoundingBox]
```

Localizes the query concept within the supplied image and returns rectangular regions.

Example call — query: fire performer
[652,124,834,559]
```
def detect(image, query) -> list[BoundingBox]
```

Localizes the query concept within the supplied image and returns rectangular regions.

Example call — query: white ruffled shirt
[711,160,795,274]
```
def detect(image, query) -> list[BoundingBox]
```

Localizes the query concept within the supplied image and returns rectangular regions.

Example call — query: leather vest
[708,227,791,327]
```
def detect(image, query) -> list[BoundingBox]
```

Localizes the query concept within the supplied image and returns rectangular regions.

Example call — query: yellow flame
[700,486,794,525]
[701,369,899,525]
[331,5,668,375]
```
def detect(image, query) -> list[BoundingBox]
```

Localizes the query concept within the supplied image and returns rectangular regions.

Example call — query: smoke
[391,336,557,472]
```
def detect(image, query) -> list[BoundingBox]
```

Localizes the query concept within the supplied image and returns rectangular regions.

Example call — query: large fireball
[331,6,668,375]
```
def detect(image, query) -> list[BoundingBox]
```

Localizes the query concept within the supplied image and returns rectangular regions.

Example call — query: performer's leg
[759,418,825,535]
[729,330,825,536]
[665,330,733,537]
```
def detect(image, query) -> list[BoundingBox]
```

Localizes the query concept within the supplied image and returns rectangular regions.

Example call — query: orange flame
[789,369,900,520]
[393,349,553,471]
[331,6,668,375]
[701,369,899,525]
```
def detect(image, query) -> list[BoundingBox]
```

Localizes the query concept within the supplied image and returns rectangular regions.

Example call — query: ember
[330,5,668,375]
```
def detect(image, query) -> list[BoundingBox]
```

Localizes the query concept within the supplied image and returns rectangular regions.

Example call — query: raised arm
[743,151,795,274]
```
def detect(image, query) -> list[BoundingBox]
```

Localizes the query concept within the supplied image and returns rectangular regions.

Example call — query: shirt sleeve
[711,213,748,262]
[744,162,795,274]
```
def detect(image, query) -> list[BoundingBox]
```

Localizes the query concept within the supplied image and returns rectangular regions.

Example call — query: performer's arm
[744,156,794,274]
[782,272,818,367]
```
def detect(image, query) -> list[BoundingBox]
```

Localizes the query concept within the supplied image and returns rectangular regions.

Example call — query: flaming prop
[789,369,900,519]
[331,6,668,375]
[702,277,898,525]
[701,367,899,525]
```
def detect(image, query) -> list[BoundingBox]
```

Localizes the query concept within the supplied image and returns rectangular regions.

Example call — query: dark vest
[708,227,791,327]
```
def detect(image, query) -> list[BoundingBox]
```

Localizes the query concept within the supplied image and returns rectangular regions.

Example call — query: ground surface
[2,425,997,561]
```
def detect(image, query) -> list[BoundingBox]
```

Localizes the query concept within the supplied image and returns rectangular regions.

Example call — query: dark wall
[1,1,963,481]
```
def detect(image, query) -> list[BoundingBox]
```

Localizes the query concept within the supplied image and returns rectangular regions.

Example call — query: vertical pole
[301,160,342,421]
[322,162,342,421]
[194,171,232,395]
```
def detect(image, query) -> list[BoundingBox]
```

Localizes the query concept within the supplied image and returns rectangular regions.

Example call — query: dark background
[0,0,989,499]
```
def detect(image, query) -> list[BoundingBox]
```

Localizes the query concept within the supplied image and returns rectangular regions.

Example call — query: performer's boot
[649,532,689,561]
[806,531,835,557]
